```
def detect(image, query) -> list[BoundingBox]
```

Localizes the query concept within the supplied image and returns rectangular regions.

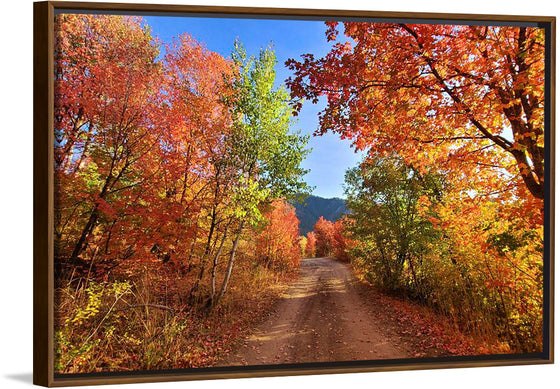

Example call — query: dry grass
[54,253,298,374]
[352,267,515,357]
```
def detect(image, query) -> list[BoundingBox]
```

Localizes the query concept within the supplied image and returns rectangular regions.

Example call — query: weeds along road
[222,257,411,366]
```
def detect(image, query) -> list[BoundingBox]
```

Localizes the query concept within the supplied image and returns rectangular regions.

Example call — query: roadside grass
[54,253,297,373]
[352,269,512,358]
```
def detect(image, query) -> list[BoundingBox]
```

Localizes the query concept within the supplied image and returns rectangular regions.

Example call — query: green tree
[214,41,310,303]
[344,155,443,293]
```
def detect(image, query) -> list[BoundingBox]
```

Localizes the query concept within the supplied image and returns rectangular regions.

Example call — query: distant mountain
[292,195,348,236]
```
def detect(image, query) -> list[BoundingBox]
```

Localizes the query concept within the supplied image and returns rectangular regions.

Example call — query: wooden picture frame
[34,1,555,386]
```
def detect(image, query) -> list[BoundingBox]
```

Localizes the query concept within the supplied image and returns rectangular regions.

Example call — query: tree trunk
[69,206,100,265]
[215,221,245,305]
[189,207,217,300]
[210,223,231,303]
[69,150,130,264]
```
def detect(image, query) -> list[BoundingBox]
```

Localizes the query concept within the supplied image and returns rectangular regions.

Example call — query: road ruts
[221,257,410,366]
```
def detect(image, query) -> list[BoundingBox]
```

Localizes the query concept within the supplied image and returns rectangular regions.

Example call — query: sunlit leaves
[254,199,302,272]
[286,23,545,201]
[54,15,310,296]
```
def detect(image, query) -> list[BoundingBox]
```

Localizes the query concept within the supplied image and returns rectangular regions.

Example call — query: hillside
[292,195,347,235]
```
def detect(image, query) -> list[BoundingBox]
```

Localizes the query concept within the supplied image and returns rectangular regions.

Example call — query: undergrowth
[54,256,296,373]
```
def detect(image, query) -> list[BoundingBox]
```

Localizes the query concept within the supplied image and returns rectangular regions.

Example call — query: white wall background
[1,0,557,388]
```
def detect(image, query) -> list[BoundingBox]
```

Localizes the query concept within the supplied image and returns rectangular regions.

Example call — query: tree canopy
[287,24,545,201]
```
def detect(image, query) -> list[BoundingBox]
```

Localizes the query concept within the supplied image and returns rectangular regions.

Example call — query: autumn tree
[332,218,351,261]
[162,34,236,302]
[310,216,350,259]
[305,231,317,258]
[255,199,302,272]
[54,14,166,269]
[313,217,335,257]
[344,155,444,291]
[298,236,308,258]
[213,42,310,303]
[287,24,545,202]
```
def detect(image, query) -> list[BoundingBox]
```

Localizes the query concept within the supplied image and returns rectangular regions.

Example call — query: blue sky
[143,15,364,199]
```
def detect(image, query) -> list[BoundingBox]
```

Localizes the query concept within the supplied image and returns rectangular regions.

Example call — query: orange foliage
[287,23,545,205]
[313,217,335,257]
[254,200,302,272]
[305,231,317,258]
[332,219,352,261]
[312,217,352,260]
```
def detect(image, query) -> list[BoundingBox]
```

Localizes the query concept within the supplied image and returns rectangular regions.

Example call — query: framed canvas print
[33,1,555,386]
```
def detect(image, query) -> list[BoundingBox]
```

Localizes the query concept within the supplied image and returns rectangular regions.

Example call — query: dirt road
[223,257,411,366]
